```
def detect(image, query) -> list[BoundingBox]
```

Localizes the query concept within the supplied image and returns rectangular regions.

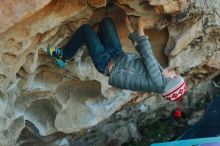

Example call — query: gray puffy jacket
[108,32,166,93]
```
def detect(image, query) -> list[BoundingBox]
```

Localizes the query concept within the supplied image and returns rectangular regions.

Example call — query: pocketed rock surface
[0,0,219,145]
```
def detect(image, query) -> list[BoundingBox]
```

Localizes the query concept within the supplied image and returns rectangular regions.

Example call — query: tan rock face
[0,0,220,145]
[0,0,51,33]
[149,0,190,14]
[115,0,162,29]
[87,0,107,8]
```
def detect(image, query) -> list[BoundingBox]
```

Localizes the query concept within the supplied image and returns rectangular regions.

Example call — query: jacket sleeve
[128,32,139,45]
[135,35,166,92]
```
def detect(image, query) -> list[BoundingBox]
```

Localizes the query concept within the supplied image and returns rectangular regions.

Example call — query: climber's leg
[62,24,111,73]
[97,17,123,58]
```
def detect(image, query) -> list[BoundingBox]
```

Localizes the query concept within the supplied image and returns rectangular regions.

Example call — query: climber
[47,16,186,117]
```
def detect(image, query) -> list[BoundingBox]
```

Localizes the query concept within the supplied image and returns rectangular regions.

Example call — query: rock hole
[24,99,57,136]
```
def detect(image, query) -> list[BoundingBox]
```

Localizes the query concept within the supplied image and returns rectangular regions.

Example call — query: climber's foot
[47,47,67,68]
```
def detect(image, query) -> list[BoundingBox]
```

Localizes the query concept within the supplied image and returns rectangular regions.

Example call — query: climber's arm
[135,17,166,91]
[125,15,140,45]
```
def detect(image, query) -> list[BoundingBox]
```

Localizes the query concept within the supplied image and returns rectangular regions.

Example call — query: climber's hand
[137,16,145,36]
[125,15,134,33]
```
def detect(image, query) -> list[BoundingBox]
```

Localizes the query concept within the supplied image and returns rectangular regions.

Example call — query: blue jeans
[62,17,123,74]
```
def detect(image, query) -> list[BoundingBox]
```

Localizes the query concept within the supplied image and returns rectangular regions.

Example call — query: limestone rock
[86,0,107,8]
[0,0,219,145]
[115,0,162,29]
[0,0,51,33]
[149,0,190,14]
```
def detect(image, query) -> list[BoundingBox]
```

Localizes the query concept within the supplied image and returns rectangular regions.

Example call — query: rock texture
[0,0,52,33]
[0,0,219,145]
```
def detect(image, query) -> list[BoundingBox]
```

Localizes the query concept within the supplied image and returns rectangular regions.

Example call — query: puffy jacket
[108,32,166,93]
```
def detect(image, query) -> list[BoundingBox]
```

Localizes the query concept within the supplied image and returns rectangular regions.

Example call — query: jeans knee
[100,17,114,26]
[79,24,92,31]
